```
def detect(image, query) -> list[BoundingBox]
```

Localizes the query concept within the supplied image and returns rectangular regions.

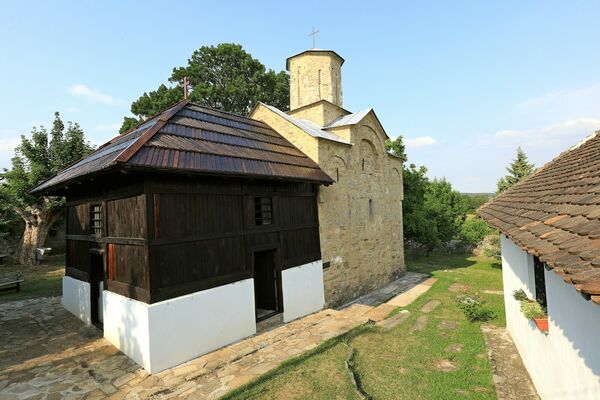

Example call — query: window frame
[533,256,547,308]
[90,204,102,237]
[254,197,273,226]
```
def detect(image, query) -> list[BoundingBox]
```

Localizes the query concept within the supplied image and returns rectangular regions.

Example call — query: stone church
[251,48,405,306]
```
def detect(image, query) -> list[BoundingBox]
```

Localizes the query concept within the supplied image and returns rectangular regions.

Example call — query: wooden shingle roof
[32,101,333,193]
[477,131,600,305]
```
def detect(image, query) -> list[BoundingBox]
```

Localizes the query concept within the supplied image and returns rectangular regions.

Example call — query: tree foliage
[385,136,407,163]
[497,147,535,193]
[459,217,492,246]
[120,43,290,133]
[402,163,467,254]
[1,112,93,263]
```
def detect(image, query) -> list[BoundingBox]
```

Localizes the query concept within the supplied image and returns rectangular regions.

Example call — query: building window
[336,167,339,182]
[91,204,102,236]
[368,199,374,217]
[533,256,547,308]
[254,197,273,226]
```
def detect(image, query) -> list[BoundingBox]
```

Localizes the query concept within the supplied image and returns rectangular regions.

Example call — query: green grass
[226,253,504,400]
[0,254,64,302]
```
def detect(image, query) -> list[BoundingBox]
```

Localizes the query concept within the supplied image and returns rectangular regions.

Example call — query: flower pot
[533,317,548,332]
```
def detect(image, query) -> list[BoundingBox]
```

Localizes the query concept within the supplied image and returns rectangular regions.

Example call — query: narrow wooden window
[254,197,273,226]
[91,204,102,236]
[534,256,547,308]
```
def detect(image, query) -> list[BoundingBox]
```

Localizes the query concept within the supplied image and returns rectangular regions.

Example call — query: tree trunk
[15,197,60,265]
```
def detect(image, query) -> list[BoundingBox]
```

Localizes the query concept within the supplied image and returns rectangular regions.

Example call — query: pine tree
[497,147,535,193]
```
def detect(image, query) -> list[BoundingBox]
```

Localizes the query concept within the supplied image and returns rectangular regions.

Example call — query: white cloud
[517,83,600,122]
[93,123,121,133]
[67,107,80,112]
[68,84,117,104]
[0,135,21,152]
[405,136,437,148]
[480,117,600,149]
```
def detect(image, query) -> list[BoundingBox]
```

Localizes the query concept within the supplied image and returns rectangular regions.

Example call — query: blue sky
[2,1,600,192]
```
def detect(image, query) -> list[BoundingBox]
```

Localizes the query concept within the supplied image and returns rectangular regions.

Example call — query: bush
[459,217,491,246]
[483,233,501,259]
[513,289,528,302]
[520,300,546,319]
[456,293,495,322]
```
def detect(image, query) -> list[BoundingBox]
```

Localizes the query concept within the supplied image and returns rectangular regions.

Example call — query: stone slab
[480,324,539,400]
[387,278,438,307]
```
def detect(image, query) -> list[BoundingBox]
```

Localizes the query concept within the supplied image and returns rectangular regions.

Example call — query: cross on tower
[308,27,319,48]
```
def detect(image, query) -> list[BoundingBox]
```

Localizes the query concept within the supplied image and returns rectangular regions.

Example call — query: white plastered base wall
[501,234,600,399]
[281,260,325,322]
[103,278,256,374]
[61,276,91,325]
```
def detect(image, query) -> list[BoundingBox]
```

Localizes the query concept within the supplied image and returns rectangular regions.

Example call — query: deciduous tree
[1,113,93,264]
[120,43,289,133]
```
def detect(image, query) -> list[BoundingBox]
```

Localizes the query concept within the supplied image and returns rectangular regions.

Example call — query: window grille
[254,197,273,226]
[91,204,102,236]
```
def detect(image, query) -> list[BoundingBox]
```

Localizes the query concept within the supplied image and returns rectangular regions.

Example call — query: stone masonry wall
[252,105,406,307]
[288,53,343,110]
[317,114,405,306]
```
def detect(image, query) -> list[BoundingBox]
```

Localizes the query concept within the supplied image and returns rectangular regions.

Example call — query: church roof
[286,49,345,70]
[259,103,351,145]
[478,131,600,305]
[325,108,372,129]
[31,100,334,194]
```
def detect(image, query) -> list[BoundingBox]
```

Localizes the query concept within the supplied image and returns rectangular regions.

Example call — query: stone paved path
[481,324,539,400]
[0,272,430,399]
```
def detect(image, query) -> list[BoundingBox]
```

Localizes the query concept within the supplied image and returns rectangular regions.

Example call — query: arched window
[359,139,379,174]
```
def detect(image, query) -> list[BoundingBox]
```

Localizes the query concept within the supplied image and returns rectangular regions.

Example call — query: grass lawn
[225,253,504,400]
[0,254,64,303]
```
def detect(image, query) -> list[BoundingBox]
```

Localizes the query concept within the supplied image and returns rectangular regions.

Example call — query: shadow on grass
[405,251,486,275]
[221,323,377,400]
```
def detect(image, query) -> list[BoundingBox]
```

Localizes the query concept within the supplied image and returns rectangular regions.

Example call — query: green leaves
[120,43,290,133]
[497,147,535,193]
[403,165,467,254]
[385,136,407,162]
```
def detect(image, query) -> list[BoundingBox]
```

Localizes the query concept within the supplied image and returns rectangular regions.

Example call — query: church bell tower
[287,49,344,111]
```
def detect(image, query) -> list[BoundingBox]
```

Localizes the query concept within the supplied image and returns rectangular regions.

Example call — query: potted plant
[520,300,548,332]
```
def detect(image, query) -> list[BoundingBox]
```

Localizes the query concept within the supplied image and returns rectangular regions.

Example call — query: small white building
[479,132,600,400]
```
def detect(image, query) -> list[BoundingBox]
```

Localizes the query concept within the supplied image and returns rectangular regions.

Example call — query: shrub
[520,300,546,319]
[459,217,491,246]
[513,289,528,302]
[456,293,495,322]
[483,233,501,259]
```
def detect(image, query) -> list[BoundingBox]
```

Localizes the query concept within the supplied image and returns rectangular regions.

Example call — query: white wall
[103,279,256,374]
[281,260,325,322]
[501,234,600,399]
[61,276,91,325]
[103,289,151,370]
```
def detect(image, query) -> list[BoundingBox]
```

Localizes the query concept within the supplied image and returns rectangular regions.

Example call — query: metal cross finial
[308,27,319,49]
[183,76,189,100]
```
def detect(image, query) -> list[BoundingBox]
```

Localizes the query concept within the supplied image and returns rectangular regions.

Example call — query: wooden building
[32,100,333,373]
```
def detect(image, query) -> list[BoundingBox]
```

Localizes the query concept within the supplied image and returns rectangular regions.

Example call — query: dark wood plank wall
[63,172,322,304]
[64,174,150,301]
[147,175,322,303]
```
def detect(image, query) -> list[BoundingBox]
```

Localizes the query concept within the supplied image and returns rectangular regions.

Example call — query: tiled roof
[477,131,600,305]
[31,101,334,193]
[259,103,351,144]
